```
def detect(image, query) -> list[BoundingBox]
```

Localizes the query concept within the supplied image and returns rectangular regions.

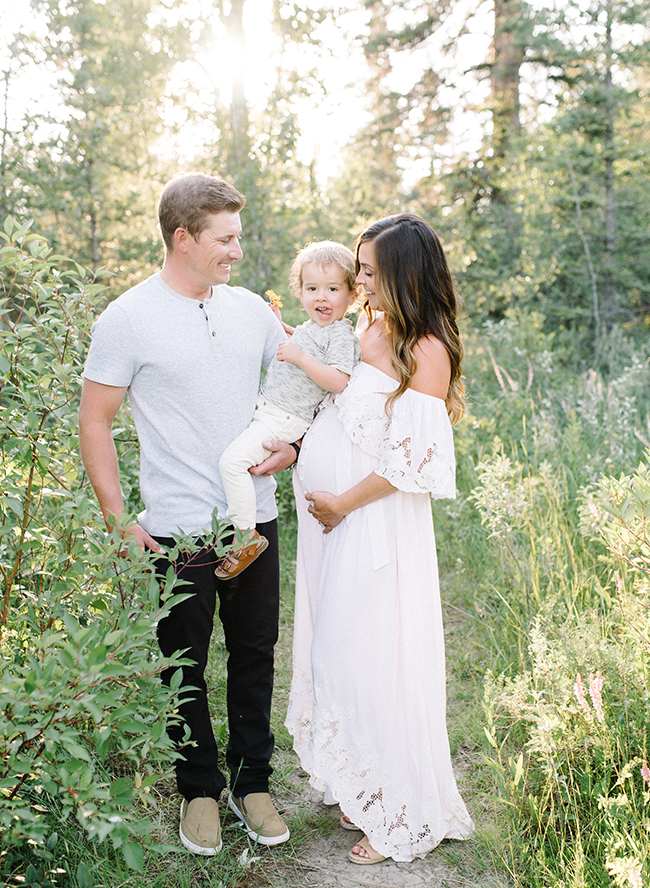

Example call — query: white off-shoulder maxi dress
[285,362,473,862]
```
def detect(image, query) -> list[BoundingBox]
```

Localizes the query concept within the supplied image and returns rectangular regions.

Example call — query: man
[79,173,297,855]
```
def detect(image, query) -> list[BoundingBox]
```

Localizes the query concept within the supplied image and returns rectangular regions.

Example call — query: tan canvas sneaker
[228,792,290,845]
[179,797,222,855]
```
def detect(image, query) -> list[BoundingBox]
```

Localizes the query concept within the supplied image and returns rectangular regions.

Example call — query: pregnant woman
[285,213,474,864]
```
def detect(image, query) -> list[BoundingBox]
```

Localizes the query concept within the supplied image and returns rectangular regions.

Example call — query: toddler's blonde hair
[289,241,358,302]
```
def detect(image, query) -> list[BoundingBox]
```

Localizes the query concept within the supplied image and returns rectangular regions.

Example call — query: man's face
[185,212,243,287]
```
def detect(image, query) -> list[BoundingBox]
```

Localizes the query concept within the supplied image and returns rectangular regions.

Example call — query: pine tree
[8,0,192,288]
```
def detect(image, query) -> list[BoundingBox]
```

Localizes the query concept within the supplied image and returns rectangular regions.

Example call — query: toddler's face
[301,262,354,328]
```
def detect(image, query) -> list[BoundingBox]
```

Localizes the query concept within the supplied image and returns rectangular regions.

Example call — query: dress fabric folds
[286,362,473,862]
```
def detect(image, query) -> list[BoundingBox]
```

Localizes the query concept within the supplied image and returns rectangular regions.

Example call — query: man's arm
[79,378,163,552]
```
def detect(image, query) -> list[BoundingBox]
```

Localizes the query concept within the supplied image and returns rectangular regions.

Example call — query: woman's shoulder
[413,334,449,362]
[410,335,450,398]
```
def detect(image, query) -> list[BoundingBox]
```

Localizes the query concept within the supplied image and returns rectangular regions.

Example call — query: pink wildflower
[574,673,591,717]
[589,672,604,723]
[641,761,650,787]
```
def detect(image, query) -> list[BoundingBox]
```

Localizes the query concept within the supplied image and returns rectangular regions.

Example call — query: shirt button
[212,332,216,337]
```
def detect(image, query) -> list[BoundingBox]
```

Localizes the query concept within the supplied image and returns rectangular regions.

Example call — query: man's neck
[160,263,212,302]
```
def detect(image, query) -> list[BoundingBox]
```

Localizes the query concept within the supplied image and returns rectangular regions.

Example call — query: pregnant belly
[297,404,379,496]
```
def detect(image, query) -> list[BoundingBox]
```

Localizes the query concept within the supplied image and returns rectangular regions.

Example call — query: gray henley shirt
[83,273,285,537]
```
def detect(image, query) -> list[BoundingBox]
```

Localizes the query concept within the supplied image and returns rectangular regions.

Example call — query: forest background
[2,0,650,886]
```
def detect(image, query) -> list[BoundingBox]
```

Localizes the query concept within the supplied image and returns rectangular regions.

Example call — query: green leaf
[483,726,498,749]
[104,630,123,647]
[76,862,93,888]
[123,842,144,871]
[169,667,184,693]
[110,777,134,801]
[64,742,92,763]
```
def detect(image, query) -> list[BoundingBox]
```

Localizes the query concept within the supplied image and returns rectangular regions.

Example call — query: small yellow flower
[265,289,283,309]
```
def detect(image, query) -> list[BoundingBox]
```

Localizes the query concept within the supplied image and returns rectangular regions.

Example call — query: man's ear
[174,227,191,254]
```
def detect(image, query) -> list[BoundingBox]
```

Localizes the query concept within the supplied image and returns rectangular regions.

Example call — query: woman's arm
[306,333,447,532]
[306,471,396,533]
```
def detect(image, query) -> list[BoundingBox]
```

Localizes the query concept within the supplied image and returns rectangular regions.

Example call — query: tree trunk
[224,0,250,169]
[0,70,9,224]
[0,35,20,224]
[602,0,616,331]
[491,0,524,159]
[85,158,100,271]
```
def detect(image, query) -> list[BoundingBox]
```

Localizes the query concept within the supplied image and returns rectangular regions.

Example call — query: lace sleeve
[336,366,456,498]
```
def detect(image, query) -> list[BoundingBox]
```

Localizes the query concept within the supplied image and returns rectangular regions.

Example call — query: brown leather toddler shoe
[214,530,268,580]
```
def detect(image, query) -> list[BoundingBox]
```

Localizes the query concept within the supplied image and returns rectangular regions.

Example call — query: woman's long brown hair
[355,214,465,423]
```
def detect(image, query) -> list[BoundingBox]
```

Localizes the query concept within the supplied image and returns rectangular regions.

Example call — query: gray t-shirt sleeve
[325,321,361,374]
[225,286,286,371]
[84,303,139,387]
[261,306,286,369]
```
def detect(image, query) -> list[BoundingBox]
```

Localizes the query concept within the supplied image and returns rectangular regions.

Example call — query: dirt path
[261,772,508,888]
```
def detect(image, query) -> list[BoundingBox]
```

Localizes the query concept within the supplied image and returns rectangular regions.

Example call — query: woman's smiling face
[356,240,382,310]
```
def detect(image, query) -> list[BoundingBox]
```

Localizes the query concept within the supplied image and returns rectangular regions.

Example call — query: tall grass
[441,311,650,887]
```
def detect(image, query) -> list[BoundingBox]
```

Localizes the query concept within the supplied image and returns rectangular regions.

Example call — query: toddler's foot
[215,530,268,580]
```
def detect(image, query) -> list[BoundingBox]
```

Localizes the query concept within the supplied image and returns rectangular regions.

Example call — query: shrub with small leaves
[0,218,187,873]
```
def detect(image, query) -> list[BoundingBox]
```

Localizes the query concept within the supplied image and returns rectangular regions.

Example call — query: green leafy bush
[0,219,186,876]
[421,307,650,886]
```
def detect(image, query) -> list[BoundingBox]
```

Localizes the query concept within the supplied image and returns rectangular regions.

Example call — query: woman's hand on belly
[305,490,344,534]
[305,471,397,533]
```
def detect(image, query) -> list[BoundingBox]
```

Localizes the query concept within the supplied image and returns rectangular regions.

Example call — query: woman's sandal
[214,531,268,580]
[348,835,388,866]
[339,815,361,831]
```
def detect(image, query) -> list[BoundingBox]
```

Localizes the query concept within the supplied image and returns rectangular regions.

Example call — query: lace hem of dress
[286,688,474,861]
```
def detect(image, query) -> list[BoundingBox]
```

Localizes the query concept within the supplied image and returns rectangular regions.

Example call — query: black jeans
[154,519,279,802]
